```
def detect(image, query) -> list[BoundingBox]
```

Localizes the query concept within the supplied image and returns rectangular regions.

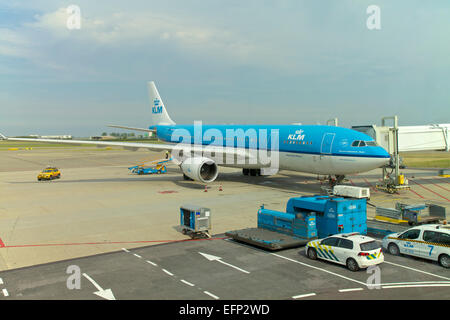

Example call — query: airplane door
[320,133,335,154]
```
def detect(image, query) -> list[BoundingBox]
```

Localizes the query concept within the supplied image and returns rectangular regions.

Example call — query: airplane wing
[1,136,254,162]
[107,125,156,133]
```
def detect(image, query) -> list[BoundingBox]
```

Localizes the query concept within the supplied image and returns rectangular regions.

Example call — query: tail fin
[148,81,176,126]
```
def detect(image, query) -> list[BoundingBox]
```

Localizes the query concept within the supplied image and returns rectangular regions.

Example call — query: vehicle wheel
[388,243,400,256]
[346,258,360,272]
[307,248,317,260]
[438,254,450,268]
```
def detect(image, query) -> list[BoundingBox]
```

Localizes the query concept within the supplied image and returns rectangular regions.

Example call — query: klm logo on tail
[152,99,163,114]
[148,81,176,125]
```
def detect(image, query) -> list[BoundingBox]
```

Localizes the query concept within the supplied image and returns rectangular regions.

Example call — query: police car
[382,224,450,268]
[306,233,384,271]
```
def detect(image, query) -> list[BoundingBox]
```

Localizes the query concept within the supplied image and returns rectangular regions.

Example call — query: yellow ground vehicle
[37,167,61,181]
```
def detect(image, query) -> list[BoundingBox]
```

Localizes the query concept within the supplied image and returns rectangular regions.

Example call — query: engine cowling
[180,157,219,183]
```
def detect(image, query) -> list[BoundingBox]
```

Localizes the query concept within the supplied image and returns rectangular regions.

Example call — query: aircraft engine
[180,157,219,183]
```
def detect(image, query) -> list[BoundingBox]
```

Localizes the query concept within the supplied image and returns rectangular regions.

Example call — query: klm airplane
[2,82,390,184]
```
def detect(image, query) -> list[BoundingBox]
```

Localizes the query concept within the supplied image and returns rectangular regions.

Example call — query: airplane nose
[378,147,391,166]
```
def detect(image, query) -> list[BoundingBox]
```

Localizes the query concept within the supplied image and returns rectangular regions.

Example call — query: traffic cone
[204,185,208,192]
[219,185,223,191]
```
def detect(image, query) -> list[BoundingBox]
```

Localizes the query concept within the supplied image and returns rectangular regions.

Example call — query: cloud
[0,6,261,77]
[0,28,31,58]
[1,1,449,137]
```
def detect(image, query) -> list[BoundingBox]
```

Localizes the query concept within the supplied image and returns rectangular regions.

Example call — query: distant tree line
[101,132,154,140]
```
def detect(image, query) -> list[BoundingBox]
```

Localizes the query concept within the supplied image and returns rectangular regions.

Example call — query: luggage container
[180,205,211,239]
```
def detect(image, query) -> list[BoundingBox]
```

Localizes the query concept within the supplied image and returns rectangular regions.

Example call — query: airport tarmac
[0,146,449,299]
[0,234,449,300]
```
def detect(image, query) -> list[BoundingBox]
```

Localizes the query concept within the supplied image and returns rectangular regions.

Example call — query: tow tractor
[128,158,171,175]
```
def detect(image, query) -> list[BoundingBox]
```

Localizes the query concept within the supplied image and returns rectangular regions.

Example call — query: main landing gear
[328,175,346,187]
[243,168,261,176]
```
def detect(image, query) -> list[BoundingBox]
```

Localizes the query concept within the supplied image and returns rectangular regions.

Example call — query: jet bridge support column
[377,116,409,193]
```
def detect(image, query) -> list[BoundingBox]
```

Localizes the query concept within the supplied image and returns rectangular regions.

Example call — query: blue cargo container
[285,196,367,238]
[257,206,317,239]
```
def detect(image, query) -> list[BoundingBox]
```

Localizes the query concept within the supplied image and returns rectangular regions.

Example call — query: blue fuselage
[153,124,390,159]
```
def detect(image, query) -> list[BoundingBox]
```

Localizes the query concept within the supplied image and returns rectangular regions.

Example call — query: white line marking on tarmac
[204,291,219,300]
[383,261,450,281]
[146,260,157,266]
[199,252,250,274]
[0,278,3,285]
[180,280,195,287]
[271,253,366,286]
[122,248,130,253]
[380,281,450,286]
[292,293,316,299]
[162,269,174,276]
[2,289,9,297]
[339,288,364,293]
[133,254,142,259]
[382,284,450,289]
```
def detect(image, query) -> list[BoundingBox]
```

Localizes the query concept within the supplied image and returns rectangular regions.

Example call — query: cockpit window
[352,140,377,147]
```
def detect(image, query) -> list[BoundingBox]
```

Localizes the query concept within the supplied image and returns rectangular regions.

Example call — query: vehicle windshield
[43,170,52,172]
[360,241,381,251]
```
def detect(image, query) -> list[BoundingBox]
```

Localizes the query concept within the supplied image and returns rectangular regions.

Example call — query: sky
[0,0,449,136]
